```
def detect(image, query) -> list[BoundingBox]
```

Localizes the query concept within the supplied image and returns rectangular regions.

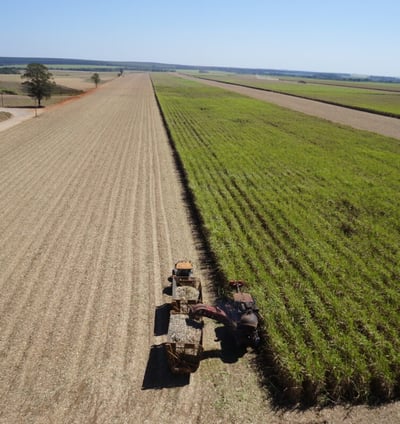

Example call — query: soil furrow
[0,109,121,321]
[0,117,114,285]
[0,105,129,401]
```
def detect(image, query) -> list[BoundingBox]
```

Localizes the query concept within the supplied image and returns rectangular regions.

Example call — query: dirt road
[180,75,400,140]
[0,107,38,132]
[0,73,399,423]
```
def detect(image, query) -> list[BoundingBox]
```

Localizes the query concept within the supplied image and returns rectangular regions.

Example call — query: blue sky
[2,0,400,76]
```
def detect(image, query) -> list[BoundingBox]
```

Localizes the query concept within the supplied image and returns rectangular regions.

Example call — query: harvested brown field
[0,73,399,423]
[51,70,119,91]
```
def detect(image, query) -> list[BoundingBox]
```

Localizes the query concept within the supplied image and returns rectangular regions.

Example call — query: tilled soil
[0,73,399,423]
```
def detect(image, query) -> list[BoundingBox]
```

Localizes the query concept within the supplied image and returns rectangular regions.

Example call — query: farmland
[185,71,400,117]
[0,72,281,424]
[152,73,400,403]
[0,70,118,107]
[1,71,400,423]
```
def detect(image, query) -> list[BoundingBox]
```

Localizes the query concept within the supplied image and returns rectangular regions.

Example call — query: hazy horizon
[3,0,400,78]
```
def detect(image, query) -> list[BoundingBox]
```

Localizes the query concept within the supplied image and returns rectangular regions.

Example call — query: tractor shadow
[153,303,171,336]
[142,328,245,390]
[202,326,247,364]
[144,300,246,389]
[141,344,190,390]
[142,303,189,389]
[162,285,172,296]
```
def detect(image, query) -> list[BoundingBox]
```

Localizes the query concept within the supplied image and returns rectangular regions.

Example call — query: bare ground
[0,73,399,423]
[0,107,38,132]
[179,74,400,140]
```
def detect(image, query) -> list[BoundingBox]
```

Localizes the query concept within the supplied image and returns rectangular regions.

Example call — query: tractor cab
[169,260,197,286]
[229,281,260,345]
[172,261,193,278]
[233,292,258,314]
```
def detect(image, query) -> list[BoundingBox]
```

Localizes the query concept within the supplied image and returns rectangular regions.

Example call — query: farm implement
[165,260,203,374]
[190,280,261,349]
[165,260,260,374]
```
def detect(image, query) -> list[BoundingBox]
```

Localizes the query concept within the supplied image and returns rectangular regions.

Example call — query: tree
[91,73,100,87]
[21,63,55,107]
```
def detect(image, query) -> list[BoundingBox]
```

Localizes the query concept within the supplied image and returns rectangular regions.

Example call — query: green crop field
[152,73,400,404]
[186,71,400,117]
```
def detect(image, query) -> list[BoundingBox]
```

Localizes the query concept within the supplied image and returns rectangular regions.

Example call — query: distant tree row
[0,67,20,74]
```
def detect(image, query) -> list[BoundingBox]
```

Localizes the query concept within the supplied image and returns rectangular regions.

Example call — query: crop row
[187,71,400,117]
[152,74,400,403]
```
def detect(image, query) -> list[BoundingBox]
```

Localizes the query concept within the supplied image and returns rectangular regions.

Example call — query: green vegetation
[0,111,12,122]
[0,70,83,107]
[0,80,25,95]
[0,67,20,74]
[21,63,55,107]
[0,89,17,95]
[188,72,400,117]
[280,77,400,92]
[90,72,100,87]
[49,85,83,96]
[0,80,82,96]
[152,73,400,404]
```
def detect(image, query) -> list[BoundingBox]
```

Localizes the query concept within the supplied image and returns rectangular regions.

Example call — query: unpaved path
[0,73,399,423]
[179,75,400,140]
[0,107,39,132]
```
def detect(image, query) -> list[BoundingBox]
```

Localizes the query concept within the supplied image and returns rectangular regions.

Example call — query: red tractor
[189,280,261,348]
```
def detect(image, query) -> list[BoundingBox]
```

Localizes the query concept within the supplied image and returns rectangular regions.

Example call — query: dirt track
[0,73,399,423]
[180,75,400,140]
[0,107,38,132]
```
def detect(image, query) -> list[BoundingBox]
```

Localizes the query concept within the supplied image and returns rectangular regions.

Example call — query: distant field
[51,70,118,90]
[281,77,400,92]
[185,71,400,117]
[0,63,120,72]
[46,64,120,71]
[0,71,118,107]
[152,73,400,403]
